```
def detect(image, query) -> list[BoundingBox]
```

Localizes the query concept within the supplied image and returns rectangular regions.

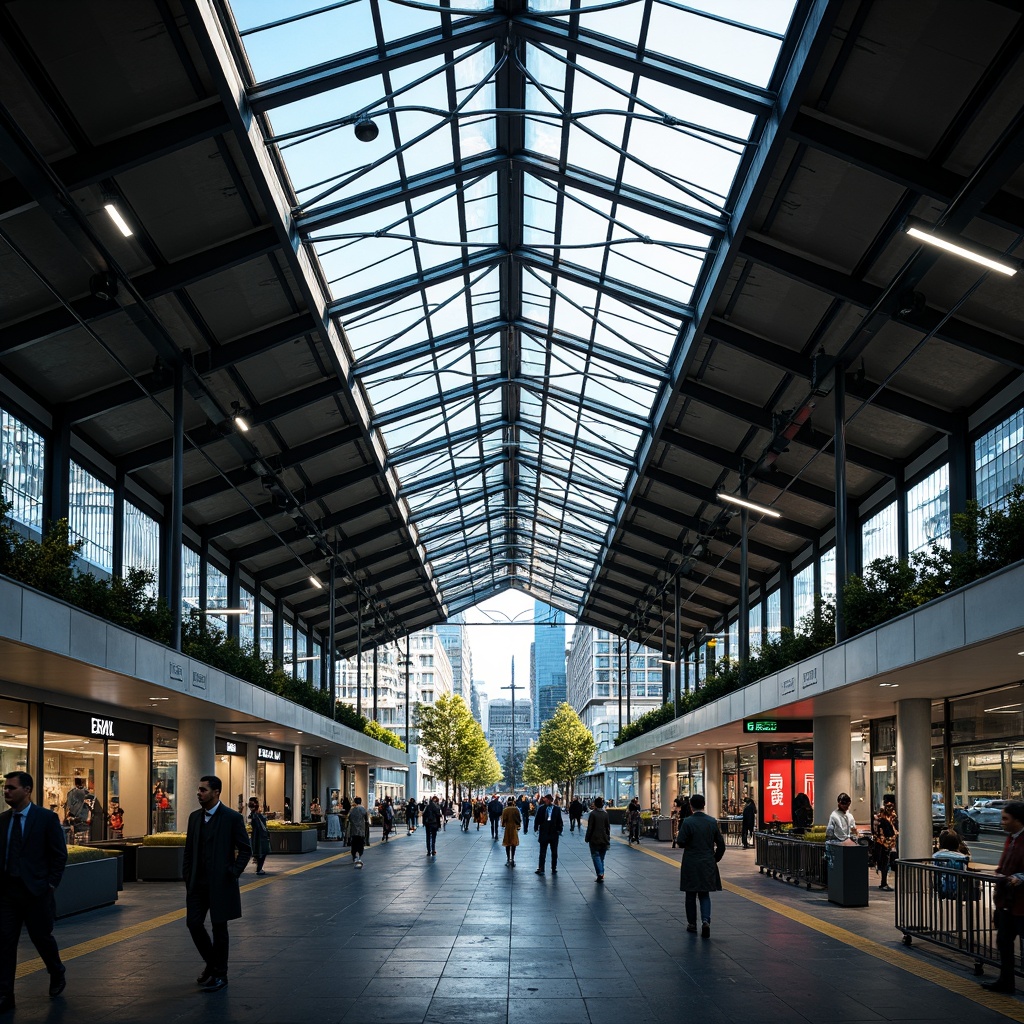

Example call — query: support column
[354,764,369,803]
[177,719,217,829]
[813,715,852,826]
[897,698,932,860]
[738,476,750,667]
[292,744,302,822]
[169,362,184,651]
[43,414,70,530]
[704,749,723,818]
[673,576,682,711]
[834,362,848,642]
[638,764,652,809]
[660,759,675,816]
[112,466,125,579]
[327,560,336,694]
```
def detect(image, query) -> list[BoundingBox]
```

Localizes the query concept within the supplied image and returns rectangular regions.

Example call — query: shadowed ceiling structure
[1,0,1023,658]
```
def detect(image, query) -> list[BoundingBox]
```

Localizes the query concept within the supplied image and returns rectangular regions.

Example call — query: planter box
[268,828,318,854]
[136,845,185,880]
[56,857,119,917]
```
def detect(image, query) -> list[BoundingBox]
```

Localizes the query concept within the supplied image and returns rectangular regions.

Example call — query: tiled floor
[7,825,1022,1023]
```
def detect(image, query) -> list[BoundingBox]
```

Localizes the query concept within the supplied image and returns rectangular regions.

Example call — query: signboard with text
[762,757,815,822]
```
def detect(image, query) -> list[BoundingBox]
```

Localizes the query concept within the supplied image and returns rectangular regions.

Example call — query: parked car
[932,804,981,838]
[965,799,1009,829]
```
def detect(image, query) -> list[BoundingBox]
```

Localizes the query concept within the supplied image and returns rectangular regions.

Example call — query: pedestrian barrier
[754,831,827,889]
[716,818,745,847]
[894,858,1006,978]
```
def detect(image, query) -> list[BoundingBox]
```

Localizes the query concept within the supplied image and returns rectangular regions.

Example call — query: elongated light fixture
[308,574,323,589]
[104,203,134,237]
[717,493,781,518]
[905,221,1017,276]
[199,607,248,615]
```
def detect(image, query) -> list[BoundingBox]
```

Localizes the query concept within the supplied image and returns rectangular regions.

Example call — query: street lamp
[500,656,519,792]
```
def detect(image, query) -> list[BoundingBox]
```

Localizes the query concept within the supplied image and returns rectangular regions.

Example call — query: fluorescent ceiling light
[717,493,781,518]
[287,655,320,663]
[233,414,250,433]
[309,575,324,589]
[984,703,1022,714]
[879,682,899,688]
[200,607,248,615]
[104,203,134,237]
[905,224,1017,276]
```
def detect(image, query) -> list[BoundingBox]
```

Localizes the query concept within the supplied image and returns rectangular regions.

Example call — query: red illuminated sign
[762,758,815,822]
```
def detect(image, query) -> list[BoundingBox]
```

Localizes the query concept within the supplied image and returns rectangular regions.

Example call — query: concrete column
[292,744,302,822]
[638,764,652,809]
[660,759,674,816]
[354,764,369,803]
[813,715,851,826]
[897,698,932,860]
[177,719,216,830]
[704,749,723,818]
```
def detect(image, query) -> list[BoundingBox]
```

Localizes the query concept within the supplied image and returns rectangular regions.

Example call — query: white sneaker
[356,859,363,869]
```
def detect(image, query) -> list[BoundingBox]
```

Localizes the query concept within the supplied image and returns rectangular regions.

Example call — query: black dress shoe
[982,981,1015,994]
[49,967,67,997]
[197,968,213,986]
[201,976,228,992]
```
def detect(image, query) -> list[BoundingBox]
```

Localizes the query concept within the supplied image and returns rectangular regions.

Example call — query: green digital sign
[745,719,778,733]
[743,718,814,734]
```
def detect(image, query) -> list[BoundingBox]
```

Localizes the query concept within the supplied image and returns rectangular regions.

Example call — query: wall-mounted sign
[780,674,796,695]
[216,737,247,757]
[191,669,207,691]
[168,661,184,684]
[43,706,151,745]
[258,745,284,763]
[744,718,814,734]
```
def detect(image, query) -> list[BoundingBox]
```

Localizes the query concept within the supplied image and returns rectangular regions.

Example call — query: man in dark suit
[984,801,1024,994]
[183,774,251,992]
[488,794,503,840]
[534,794,564,874]
[0,770,68,1012]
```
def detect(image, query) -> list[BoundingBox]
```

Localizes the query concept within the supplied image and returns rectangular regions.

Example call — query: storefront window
[217,738,248,815]
[0,700,29,785]
[152,728,178,833]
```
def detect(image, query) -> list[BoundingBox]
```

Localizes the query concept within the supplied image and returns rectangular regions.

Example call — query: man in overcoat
[183,775,251,991]
[534,793,564,874]
[677,792,725,938]
[985,801,1024,994]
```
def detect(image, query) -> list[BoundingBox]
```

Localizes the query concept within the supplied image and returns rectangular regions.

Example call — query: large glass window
[975,407,1024,510]
[182,545,201,617]
[862,500,898,567]
[295,627,308,680]
[69,461,113,571]
[907,464,950,554]
[312,640,322,687]
[206,562,229,633]
[793,562,815,629]
[1,408,44,532]
[749,603,762,655]
[259,600,274,658]
[819,546,836,600]
[123,502,160,594]
[727,618,738,660]
[151,728,178,833]
[239,587,255,650]
[283,617,295,672]
[765,590,781,641]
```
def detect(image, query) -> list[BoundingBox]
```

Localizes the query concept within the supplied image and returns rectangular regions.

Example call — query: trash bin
[826,842,869,907]
[656,816,673,842]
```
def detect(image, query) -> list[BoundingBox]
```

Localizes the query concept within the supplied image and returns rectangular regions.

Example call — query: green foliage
[842,557,925,635]
[66,844,114,863]
[363,719,405,750]
[415,694,488,797]
[142,833,187,846]
[529,703,596,797]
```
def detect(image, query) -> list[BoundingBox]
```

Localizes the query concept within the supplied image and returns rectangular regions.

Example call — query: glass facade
[792,561,814,628]
[182,545,201,615]
[260,600,274,658]
[1,408,44,532]
[907,463,950,554]
[862,500,898,566]
[206,561,229,632]
[239,587,255,650]
[533,600,566,728]
[123,502,160,593]
[819,546,836,599]
[975,406,1024,510]
[749,603,762,654]
[765,590,781,642]
[69,461,114,571]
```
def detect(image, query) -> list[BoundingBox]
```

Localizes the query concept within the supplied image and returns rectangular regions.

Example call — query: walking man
[678,793,725,938]
[488,793,503,840]
[517,794,531,834]
[534,794,564,874]
[741,796,757,849]
[568,796,584,833]
[584,796,611,882]
[0,771,68,1012]
[422,795,442,856]
[346,796,369,867]
[183,775,251,991]
[983,801,1024,994]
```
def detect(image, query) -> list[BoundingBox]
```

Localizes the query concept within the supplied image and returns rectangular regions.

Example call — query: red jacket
[995,833,1024,914]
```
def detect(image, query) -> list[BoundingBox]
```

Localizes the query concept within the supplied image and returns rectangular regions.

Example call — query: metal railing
[895,858,1004,977]
[717,818,746,847]
[754,831,827,889]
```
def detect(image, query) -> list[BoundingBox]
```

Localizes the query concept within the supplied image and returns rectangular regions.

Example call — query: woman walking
[585,796,611,882]
[248,797,271,875]
[501,797,521,866]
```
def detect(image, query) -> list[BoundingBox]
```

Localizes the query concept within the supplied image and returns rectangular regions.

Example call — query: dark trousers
[522,815,531,833]
[569,815,581,832]
[186,885,230,976]
[995,909,1024,987]
[350,835,365,859]
[425,826,438,854]
[490,816,501,839]
[538,834,559,870]
[0,878,62,997]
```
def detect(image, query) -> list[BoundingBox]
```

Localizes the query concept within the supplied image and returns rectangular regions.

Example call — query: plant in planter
[57,845,119,917]
[137,833,187,880]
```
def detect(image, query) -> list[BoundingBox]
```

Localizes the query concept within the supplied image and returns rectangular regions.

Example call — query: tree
[530,703,596,799]
[466,739,503,797]
[415,693,477,800]
[521,742,550,792]
[500,748,525,791]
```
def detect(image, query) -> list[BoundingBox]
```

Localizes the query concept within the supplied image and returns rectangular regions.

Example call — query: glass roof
[226,0,798,616]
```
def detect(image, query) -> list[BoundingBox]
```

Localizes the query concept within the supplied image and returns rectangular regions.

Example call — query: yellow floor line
[613,835,1024,1020]
[15,836,395,979]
